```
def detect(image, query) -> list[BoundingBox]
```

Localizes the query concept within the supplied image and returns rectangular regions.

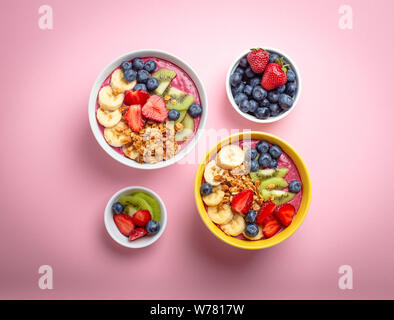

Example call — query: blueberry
[248,159,259,172]
[268,159,278,168]
[239,57,248,68]
[239,99,250,113]
[123,69,137,82]
[168,109,180,121]
[230,72,242,87]
[249,77,261,87]
[146,77,159,91]
[235,66,245,76]
[254,107,270,119]
[267,91,280,103]
[121,61,132,72]
[245,67,256,78]
[134,83,147,91]
[132,58,144,71]
[269,53,280,63]
[232,82,245,95]
[269,103,281,116]
[248,100,259,113]
[143,60,157,73]
[234,93,248,106]
[146,220,161,234]
[260,98,270,108]
[289,180,302,193]
[286,69,296,82]
[245,224,259,237]
[269,145,282,159]
[188,103,202,118]
[112,202,125,214]
[286,82,297,96]
[137,69,150,83]
[278,94,294,110]
[245,210,257,224]
[256,141,269,154]
[275,85,286,94]
[245,148,258,161]
[200,183,213,195]
[252,86,267,101]
[258,153,272,167]
[243,84,253,96]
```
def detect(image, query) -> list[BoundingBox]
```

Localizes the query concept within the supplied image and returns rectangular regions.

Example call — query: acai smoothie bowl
[89,50,208,169]
[194,132,311,250]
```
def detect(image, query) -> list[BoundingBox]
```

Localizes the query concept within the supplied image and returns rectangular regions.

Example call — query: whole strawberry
[247,48,269,73]
[261,57,289,91]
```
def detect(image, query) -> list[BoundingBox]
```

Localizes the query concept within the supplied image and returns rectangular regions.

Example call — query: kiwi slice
[164,87,194,111]
[133,191,161,222]
[125,205,138,217]
[175,114,194,142]
[259,177,288,191]
[260,189,296,205]
[249,168,289,182]
[152,68,176,96]
[175,110,187,123]
[118,195,153,213]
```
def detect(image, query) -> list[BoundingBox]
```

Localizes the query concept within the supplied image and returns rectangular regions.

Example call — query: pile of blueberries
[121,58,159,92]
[245,140,282,171]
[230,53,298,120]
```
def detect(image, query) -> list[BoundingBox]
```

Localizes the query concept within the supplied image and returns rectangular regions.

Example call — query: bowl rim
[225,47,302,124]
[89,49,208,170]
[194,131,311,250]
[104,186,167,248]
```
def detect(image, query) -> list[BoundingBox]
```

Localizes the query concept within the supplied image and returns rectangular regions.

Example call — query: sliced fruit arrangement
[200,139,302,241]
[230,48,297,120]
[111,191,162,242]
[96,56,203,164]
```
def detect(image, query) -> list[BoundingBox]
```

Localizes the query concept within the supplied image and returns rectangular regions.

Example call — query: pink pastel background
[1,0,393,299]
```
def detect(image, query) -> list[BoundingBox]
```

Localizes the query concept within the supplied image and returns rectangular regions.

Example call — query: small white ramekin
[89,49,208,169]
[104,186,167,249]
[226,47,301,124]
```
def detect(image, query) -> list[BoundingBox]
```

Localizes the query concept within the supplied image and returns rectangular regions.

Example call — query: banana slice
[207,204,234,225]
[96,107,122,128]
[243,225,263,240]
[122,143,139,160]
[98,85,124,111]
[221,213,246,237]
[103,120,131,147]
[216,145,245,170]
[202,187,225,207]
[110,69,136,94]
[204,160,225,186]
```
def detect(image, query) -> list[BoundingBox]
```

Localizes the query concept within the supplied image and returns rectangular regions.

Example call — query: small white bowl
[104,186,167,248]
[89,49,208,169]
[226,47,302,124]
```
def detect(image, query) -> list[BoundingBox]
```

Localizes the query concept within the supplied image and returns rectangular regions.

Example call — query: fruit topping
[231,189,253,214]
[204,160,225,186]
[146,220,161,234]
[252,86,267,101]
[132,58,144,71]
[247,48,269,73]
[188,103,202,118]
[168,109,180,121]
[256,141,270,154]
[245,210,257,224]
[278,93,294,110]
[262,216,281,238]
[286,69,296,82]
[230,72,243,87]
[249,167,289,182]
[146,77,159,91]
[288,180,302,193]
[143,60,157,73]
[98,86,124,111]
[112,202,125,214]
[202,188,225,207]
[245,223,259,237]
[124,69,137,82]
[141,95,168,122]
[216,145,245,170]
[259,177,288,191]
[124,89,150,106]
[111,69,136,94]
[258,153,272,167]
[256,202,276,225]
[134,83,147,91]
[113,214,135,236]
[175,113,194,142]
[275,204,295,226]
[260,189,296,206]
[152,68,177,96]
[137,69,150,84]
[269,145,282,159]
[200,183,213,196]
[261,57,289,91]
[124,104,145,133]
[207,205,234,225]
[131,192,161,222]
[221,213,246,236]
[121,61,132,71]
[131,209,151,227]
[164,87,194,111]
[129,228,148,241]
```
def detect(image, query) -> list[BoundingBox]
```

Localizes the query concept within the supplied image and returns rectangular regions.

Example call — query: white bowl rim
[104,186,167,248]
[225,47,302,124]
[89,49,208,170]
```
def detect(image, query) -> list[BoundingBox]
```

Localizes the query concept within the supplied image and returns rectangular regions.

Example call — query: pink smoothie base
[95,57,202,157]
[204,139,302,241]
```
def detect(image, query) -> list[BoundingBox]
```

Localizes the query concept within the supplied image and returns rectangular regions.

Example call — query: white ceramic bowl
[226,47,301,124]
[104,186,167,248]
[89,49,208,169]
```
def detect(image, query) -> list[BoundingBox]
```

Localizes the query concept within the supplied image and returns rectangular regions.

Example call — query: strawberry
[124,104,145,132]
[132,210,151,227]
[129,228,148,241]
[261,57,289,91]
[256,202,276,225]
[113,214,135,236]
[275,203,295,226]
[142,95,168,122]
[231,189,253,214]
[124,89,150,106]
[262,215,281,238]
[247,48,269,73]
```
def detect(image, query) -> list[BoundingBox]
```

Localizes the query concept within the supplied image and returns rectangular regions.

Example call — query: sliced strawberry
[124,89,150,106]
[256,202,276,225]
[124,104,145,132]
[142,95,168,122]
[113,214,135,236]
[129,228,148,241]
[132,210,151,227]
[275,203,295,227]
[231,189,253,214]
[262,215,281,238]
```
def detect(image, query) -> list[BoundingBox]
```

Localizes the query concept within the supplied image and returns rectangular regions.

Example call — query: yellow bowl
[194,132,312,250]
